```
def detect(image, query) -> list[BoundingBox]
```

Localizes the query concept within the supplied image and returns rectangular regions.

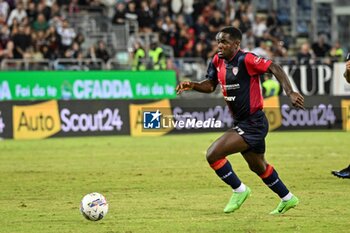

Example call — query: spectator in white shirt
[0,0,9,23]
[252,15,267,39]
[252,40,271,59]
[7,2,27,26]
[56,19,76,54]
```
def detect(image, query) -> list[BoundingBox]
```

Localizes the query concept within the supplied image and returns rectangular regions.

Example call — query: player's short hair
[220,27,242,41]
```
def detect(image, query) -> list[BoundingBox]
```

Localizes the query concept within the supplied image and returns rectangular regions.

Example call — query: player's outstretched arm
[268,63,305,110]
[176,79,217,94]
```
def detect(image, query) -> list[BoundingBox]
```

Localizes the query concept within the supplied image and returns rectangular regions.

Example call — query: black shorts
[233,110,269,154]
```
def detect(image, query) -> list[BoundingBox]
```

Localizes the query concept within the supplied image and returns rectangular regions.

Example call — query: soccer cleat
[270,195,299,215]
[331,165,350,179]
[223,186,251,213]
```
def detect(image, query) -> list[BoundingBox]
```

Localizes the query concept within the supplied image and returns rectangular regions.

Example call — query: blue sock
[260,164,289,198]
[210,158,241,189]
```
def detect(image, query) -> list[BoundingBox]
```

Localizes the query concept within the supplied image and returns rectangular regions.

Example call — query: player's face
[216,32,240,60]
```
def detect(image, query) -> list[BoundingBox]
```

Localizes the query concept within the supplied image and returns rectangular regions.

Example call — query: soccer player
[176,27,304,214]
[331,56,350,179]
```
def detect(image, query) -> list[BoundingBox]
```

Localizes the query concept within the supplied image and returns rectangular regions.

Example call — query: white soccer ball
[80,192,108,221]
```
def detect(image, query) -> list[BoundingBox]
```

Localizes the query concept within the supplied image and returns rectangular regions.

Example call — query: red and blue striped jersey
[206,50,272,120]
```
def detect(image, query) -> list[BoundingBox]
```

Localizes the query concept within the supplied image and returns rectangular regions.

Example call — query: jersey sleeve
[244,53,272,77]
[205,59,218,86]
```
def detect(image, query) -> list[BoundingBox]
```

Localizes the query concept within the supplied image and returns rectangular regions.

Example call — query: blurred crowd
[113,0,346,65]
[0,0,111,62]
[0,0,347,65]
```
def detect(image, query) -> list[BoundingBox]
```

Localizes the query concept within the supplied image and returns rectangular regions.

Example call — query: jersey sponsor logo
[224,84,240,90]
[232,67,239,75]
[224,96,236,101]
[253,56,269,64]
[254,56,262,64]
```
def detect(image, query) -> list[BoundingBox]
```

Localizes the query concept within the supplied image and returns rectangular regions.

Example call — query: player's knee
[206,147,219,164]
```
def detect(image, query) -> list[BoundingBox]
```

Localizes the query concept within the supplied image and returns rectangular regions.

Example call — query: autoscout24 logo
[143,109,222,129]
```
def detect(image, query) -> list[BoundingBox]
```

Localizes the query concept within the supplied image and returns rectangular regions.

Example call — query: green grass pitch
[0,132,349,233]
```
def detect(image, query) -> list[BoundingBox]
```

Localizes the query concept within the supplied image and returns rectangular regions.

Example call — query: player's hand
[346,61,350,71]
[176,81,194,95]
[289,92,305,110]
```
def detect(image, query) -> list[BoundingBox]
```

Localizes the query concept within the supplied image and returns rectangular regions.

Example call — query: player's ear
[235,40,241,49]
